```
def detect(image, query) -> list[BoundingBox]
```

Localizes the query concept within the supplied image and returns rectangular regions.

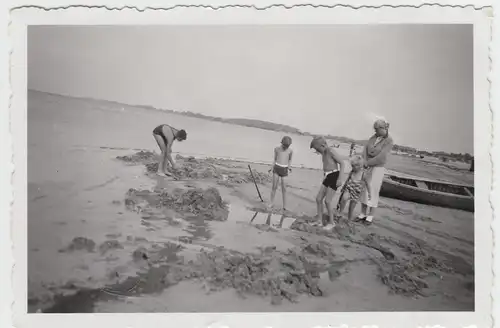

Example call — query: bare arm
[366,138,394,167]
[288,149,293,167]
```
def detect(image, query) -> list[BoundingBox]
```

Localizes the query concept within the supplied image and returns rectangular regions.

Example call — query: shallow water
[28,90,472,184]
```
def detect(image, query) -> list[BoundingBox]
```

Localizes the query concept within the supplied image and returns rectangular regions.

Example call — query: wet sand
[28,92,474,312]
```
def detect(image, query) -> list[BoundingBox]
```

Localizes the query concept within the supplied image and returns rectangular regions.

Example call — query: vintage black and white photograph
[22,21,486,316]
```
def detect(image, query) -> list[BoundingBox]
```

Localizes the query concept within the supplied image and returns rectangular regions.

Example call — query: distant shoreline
[29,89,472,161]
[28,89,364,143]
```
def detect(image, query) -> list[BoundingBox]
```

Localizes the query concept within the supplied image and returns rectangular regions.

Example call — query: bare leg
[337,192,349,216]
[315,185,327,223]
[281,176,287,211]
[265,213,272,225]
[357,203,368,219]
[162,153,168,173]
[324,187,336,226]
[277,214,285,228]
[347,200,358,221]
[367,206,375,215]
[269,173,279,208]
[153,134,168,175]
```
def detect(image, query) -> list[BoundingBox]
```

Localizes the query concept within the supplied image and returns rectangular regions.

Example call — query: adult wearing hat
[356,119,394,225]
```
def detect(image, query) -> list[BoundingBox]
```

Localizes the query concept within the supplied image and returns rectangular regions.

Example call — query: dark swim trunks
[322,171,340,190]
[153,124,169,146]
[273,165,289,177]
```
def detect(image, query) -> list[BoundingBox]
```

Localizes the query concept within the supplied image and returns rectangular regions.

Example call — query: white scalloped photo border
[1,2,496,328]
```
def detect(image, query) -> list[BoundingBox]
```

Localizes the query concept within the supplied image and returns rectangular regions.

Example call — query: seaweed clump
[125,187,229,221]
[186,247,331,305]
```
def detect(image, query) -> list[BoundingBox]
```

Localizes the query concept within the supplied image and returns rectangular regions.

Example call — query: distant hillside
[176,111,302,134]
[224,118,302,134]
[30,90,468,158]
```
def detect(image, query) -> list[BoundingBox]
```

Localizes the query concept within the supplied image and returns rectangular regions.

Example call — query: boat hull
[380,177,474,212]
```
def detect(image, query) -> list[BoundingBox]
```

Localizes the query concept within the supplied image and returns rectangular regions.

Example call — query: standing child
[268,136,293,212]
[349,143,356,156]
[309,136,345,230]
[336,155,372,221]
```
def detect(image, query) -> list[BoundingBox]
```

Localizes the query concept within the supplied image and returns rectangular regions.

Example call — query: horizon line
[27,88,472,156]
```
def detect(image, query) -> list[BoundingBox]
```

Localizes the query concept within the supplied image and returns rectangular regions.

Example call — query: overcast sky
[28,25,473,153]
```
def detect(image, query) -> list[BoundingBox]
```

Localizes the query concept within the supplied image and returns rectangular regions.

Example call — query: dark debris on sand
[288,220,450,297]
[376,254,455,297]
[376,258,431,297]
[363,233,456,297]
[125,187,229,221]
[116,151,157,164]
[185,246,334,304]
[59,237,96,253]
[119,151,272,185]
[38,240,345,312]
[302,241,336,259]
[289,219,357,241]
[98,240,124,255]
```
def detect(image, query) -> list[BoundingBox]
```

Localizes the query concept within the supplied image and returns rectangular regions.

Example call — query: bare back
[322,148,340,172]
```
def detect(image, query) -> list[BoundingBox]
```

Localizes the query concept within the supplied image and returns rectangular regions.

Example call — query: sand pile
[377,259,430,297]
[99,240,124,255]
[125,187,229,221]
[375,234,426,256]
[118,152,272,185]
[243,170,272,184]
[145,158,224,180]
[41,242,339,311]
[164,188,229,221]
[364,233,455,297]
[185,246,330,304]
[116,151,157,164]
[377,254,453,297]
[289,219,356,240]
[59,237,96,253]
[302,241,336,259]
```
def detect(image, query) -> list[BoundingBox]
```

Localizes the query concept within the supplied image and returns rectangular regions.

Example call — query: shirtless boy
[310,136,345,230]
[268,136,293,212]
[152,124,187,177]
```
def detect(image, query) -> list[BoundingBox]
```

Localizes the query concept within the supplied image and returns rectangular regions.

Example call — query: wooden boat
[380,170,474,212]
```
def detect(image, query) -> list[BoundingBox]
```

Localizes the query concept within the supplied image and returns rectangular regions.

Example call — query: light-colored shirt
[364,134,394,167]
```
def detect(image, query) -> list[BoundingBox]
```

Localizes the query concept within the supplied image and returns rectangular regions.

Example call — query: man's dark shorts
[273,165,289,177]
[322,171,340,190]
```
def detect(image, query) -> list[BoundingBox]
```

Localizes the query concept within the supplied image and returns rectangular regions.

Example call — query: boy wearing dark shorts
[268,136,293,212]
[310,136,345,230]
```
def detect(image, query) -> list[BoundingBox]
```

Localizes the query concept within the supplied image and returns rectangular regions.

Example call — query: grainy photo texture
[27,25,477,313]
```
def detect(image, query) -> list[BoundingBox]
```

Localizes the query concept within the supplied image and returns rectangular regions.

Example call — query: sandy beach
[28,91,474,312]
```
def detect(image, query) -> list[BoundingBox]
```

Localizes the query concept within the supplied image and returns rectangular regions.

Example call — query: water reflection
[250,211,259,223]
[249,211,296,229]
[265,213,272,225]
[183,216,214,240]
